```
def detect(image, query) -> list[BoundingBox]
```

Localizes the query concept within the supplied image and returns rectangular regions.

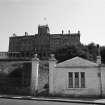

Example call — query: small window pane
[68,72,73,88]
[75,72,79,88]
[81,72,85,88]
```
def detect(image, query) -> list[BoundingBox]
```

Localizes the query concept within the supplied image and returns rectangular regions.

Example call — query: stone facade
[8,25,80,59]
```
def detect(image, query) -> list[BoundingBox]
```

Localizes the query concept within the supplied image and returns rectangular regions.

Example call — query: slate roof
[56,56,98,68]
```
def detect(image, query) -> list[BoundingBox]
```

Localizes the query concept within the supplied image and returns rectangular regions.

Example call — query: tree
[86,43,98,61]
[54,44,92,62]
[54,42,105,64]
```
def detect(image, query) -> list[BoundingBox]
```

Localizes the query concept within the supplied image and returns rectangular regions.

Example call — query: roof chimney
[96,44,101,65]
[13,33,16,37]
[25,32,28,36]
[78,30,80,34]
[68,30,70,34]
[62,30,64,34]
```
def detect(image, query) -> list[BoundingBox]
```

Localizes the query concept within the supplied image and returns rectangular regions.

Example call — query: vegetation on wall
[0,63,31,95]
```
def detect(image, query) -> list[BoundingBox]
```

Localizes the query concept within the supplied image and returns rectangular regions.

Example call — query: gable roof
[56,56,98,68]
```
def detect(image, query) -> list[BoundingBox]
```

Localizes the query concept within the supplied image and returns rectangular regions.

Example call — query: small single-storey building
[49,55,105,97]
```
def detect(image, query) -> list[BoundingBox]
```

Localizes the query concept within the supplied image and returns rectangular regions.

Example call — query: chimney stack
[13,33,16,37]
[62,30,64,34]
[68,30,70,34]
[25,32,28,36]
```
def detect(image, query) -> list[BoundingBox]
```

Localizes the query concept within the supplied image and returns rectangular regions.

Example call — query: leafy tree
[86,43,98,61]
[54,44,92,62]
[54,42,105,64]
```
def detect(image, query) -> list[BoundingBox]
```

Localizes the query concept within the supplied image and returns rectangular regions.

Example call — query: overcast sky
[0,0,105,51]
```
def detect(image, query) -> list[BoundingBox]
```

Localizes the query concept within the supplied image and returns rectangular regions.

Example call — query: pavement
[0,94,104,104]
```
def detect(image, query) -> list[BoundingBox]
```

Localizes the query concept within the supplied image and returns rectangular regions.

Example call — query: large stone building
[8,25,80,59]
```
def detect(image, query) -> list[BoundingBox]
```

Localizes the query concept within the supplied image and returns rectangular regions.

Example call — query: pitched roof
[56,56,98,68]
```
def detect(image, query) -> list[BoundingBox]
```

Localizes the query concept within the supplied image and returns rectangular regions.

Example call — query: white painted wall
[52,67,101,97]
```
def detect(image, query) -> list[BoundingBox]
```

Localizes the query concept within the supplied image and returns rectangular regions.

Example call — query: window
[81,72,85,88]
[75,72,79,88]
[68,72,73,88]
[68,72,85,88]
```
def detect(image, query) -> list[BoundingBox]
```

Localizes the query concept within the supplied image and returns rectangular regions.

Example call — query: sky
[0,0,105,51]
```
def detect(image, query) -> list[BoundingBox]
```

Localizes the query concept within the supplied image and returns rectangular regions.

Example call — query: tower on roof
[38,25,50,35]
